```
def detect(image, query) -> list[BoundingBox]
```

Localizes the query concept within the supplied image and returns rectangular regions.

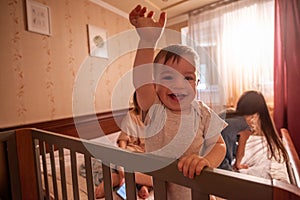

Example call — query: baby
[129,5,227,200]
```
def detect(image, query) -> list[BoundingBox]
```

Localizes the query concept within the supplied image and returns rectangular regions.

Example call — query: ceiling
[90,0,221,26]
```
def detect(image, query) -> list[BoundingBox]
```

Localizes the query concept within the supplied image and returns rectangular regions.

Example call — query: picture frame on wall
[26,0,51,36]
[87,24,108,58]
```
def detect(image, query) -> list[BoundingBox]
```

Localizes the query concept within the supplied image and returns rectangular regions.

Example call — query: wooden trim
[0,108,129,139]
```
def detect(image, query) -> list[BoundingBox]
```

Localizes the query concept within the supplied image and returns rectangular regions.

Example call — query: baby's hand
[129,5,166,43]
[178,154,210,179]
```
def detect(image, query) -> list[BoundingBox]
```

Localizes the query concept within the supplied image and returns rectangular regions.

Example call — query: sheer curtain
[187,0,274,110]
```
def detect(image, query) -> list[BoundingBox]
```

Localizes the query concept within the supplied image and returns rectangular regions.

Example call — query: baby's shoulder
[195,100,212,115]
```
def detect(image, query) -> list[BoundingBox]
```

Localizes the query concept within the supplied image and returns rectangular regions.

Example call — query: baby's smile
[168,93,187,101]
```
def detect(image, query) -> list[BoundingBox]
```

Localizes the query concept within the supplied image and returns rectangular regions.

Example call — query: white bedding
[239,135,290,183]
[41,149,89,199]
[90,131,154,200]
[42,131,154,200]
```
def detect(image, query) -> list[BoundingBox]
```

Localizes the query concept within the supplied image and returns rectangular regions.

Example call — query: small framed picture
[26,0,51,36]
[87,24,108,58]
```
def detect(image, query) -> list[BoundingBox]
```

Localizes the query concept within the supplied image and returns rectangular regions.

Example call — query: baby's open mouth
[169,93,187,101]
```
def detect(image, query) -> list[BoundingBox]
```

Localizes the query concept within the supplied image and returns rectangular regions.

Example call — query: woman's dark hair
[226,90,288,162]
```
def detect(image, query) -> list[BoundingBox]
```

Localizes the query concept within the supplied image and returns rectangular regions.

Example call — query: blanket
[239,135,289,183]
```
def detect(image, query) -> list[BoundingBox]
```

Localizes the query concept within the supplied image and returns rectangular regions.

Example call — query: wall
[0,0,136,128]
[167,21,188,33]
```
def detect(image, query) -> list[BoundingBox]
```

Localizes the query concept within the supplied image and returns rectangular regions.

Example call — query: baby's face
[155,57,197,113]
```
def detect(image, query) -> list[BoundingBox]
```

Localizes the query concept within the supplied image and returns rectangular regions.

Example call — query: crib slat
[40,141,50,199]
[124,171,137,200]
[49,144,59,199]
[102,163,113,200]
[58,148,68,200]
[153,178,167,200]
[192,189,210,200]
[33,139,44,200]
[84,155,95,200]
[70,151,80,200]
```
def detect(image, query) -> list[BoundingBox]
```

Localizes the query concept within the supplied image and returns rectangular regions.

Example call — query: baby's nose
[173,77,186,88]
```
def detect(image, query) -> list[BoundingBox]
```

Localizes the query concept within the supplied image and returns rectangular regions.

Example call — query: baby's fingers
[178,155,196,178]
[139,7,147,16]
[147,11,154,18]
[158,12,167,27]
[195,158,210,175]
[177,156,187,172]
[129,5,141,25]
[186,158,200,179]
[129,5,141,18]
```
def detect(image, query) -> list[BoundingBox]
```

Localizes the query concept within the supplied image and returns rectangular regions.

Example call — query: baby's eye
[162,76,173,80]
[185,76,195,81]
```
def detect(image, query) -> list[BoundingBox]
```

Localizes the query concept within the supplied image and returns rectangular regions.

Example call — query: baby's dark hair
[153,44,199,79]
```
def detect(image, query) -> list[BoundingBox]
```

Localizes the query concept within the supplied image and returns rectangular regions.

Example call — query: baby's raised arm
[130,5,166,111]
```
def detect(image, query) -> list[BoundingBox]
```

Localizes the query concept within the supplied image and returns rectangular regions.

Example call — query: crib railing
[2,128,300,200]
[281,128,300,188]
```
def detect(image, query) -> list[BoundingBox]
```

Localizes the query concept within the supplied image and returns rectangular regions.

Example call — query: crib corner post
[15,128,39,200]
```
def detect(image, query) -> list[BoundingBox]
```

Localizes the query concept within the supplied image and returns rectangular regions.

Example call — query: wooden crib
[0,112,300,200]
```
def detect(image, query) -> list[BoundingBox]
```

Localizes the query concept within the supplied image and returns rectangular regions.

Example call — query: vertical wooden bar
[49,144,59,199]
[15,129,38,200]
[33,139,44,200]
[70,151,79,200]
[84,155,95,200]
[192,189,210,200]
[153,178,167,200]
[124,171,137,200]
[102,163,113,200]
[58,148,68,200]
[40,141,49,198]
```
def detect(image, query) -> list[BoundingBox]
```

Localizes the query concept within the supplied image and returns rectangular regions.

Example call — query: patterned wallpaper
[0,0,134,128]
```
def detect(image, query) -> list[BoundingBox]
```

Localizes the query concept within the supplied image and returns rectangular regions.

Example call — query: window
[186,0,275,108]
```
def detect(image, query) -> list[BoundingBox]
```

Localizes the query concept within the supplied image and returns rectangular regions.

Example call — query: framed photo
[87,24,108,58]
[26,0,51,36]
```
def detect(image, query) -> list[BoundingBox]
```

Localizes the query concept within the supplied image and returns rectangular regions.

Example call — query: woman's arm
[234,130,252,170]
